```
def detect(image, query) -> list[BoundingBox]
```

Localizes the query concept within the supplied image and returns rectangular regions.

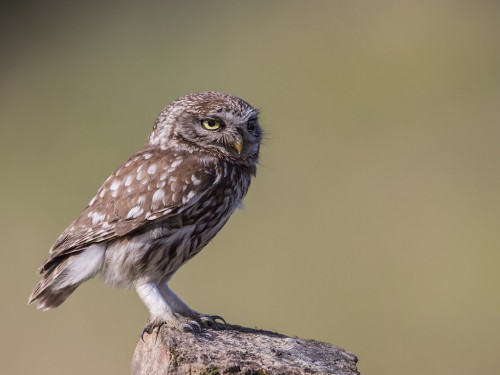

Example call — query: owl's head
[149,92,262,165]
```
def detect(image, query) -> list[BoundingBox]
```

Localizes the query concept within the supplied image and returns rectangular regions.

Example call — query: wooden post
[132,324,359,375]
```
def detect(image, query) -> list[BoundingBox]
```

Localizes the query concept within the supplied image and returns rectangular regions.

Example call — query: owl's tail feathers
[28,244,105,310]
[28,256,79,310]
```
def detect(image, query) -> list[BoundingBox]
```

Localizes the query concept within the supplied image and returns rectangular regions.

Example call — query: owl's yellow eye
[201,119,222,130]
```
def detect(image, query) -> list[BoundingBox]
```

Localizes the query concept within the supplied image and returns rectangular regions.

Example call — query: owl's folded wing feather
[39,149,218,274]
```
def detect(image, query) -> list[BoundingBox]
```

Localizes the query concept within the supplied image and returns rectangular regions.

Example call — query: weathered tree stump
[132,324,359,375]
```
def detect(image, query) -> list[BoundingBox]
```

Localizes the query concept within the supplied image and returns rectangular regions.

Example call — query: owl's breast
[180,162,253,252]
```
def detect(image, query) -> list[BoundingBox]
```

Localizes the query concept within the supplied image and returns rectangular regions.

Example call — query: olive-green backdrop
[1,1,499,374]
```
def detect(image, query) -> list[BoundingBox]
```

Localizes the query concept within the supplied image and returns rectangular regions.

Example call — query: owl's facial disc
[155,92,261,163]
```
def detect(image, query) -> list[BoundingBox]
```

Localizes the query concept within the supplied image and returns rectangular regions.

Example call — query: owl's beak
[233,138,243,155]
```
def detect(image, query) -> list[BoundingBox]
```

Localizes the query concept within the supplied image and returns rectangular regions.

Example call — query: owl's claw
[177,312,226,330]
[141,312,226,340]
[199,314,226,328]
[180,319,202,333]
[141,320,166,342]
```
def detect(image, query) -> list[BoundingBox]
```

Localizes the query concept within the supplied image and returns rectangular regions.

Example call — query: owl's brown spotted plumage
[29,92,262,331]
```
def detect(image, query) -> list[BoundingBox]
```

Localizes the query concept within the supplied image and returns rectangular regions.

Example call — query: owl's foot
[141,316,197,340]
[141,313,226,339]
[159,284,226,328]
[174,311,226,332]
[137,283,226,338]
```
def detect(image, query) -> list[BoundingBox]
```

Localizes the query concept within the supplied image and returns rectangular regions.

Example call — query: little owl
[29,92,262,333]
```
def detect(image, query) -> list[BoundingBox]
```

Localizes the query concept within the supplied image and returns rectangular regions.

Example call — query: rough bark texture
[132,324,359,375]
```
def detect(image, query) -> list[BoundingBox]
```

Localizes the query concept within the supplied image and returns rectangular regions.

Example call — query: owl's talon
[212,315,226,325]
[141,320,165,341]
[199,314,226,328]
[180,323,194,333]
[180,320,202,333]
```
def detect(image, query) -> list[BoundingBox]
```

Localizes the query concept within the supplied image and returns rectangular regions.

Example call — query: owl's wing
[40,149,218,273]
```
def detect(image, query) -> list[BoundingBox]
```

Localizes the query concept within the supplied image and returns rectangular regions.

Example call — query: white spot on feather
[136,195,146,206]
[168,159,182,172]
[147,164,157,175]
[127,206,144,219]
[110,179,121,191]
[191,175,201,185]
[124,174,134,187]
[136,169,146,180]
[99,188,107,198]
[152,189,164,205]
[90,212,106,225]
[182,190,196,204]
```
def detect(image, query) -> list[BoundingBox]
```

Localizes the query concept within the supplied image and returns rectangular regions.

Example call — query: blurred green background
[1,1,499,374]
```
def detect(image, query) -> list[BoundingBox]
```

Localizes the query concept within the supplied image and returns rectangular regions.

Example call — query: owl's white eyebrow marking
[110,179,121,191]
[147,164,157,175]
[127,206,144,219]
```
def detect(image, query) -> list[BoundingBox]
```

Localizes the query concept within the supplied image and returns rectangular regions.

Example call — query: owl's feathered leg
[135,281,176,321]
[135,281,201,336]
[135,280,225,337]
